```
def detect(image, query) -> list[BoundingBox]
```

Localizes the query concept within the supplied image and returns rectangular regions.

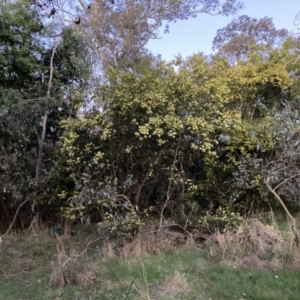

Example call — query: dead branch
[159,138,181,227]
[1,192,36,239]
[56,234,101,268]
[264,177,300,246]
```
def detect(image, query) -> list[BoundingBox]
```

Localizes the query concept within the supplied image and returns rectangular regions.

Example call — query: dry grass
[102,240,117,260]
[240,218,285,256]
[0,229,57,278]
[121,224,192,259]
[50,266,96,288]
[206,217,287,269]
[1,219,300,300]
[49,234,98,287]
[0,223,100,288]
[122,232,161,258]
[132,261,152,300]
[156,270,190,298]
[288,242,300,269]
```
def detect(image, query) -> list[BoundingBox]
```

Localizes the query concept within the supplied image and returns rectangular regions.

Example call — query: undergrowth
[0,213,300,299]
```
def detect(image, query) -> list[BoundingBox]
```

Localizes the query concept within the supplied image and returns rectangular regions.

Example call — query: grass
[1,215,300,299]
[1,243,300,299]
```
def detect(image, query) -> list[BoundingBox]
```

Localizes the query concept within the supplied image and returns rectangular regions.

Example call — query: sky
[147,0,300,62]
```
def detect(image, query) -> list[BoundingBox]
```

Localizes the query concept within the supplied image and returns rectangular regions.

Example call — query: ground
[1,213,300,300]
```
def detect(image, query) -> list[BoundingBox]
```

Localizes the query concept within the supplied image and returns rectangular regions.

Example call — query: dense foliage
[1,0,300,236]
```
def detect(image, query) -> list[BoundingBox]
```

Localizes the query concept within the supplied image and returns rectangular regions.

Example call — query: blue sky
[147,0,299,61]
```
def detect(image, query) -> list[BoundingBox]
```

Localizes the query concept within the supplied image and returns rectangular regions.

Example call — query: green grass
[195,264,300,300]
[1,212,300,300]
[1,243,300,300]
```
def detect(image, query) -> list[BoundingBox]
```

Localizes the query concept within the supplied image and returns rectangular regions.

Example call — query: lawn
[1,226,300,300]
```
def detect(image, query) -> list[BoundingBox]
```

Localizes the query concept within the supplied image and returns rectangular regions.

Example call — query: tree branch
[273,173,300,191]
[264,177,300,246]
[33,33,63,212]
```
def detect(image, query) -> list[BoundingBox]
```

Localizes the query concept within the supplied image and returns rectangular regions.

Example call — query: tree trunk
[0,194,10,229]
[32,36,63,213]
[132,169,148,208]
[35,111,48,190]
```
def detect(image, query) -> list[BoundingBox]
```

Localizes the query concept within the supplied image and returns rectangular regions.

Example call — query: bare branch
[159,138,181,227]
[1,192,36,239]
[264,177,300,246]
[273,173,300,191]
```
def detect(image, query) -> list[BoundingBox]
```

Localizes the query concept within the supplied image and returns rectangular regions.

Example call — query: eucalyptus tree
[30,0,244,71]
[212,15,289,63]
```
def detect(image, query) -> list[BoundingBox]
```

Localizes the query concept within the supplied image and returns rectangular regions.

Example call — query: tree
[0,0,46,98]
[30,0,244,70]
[229,101,300,244]
[212,15,289,63]
[263,104,300,245]
[3,0,299,238]
[56,53,247,232]
[208,39,300,231]
[294,11,300,35]
[0,0,91,222]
